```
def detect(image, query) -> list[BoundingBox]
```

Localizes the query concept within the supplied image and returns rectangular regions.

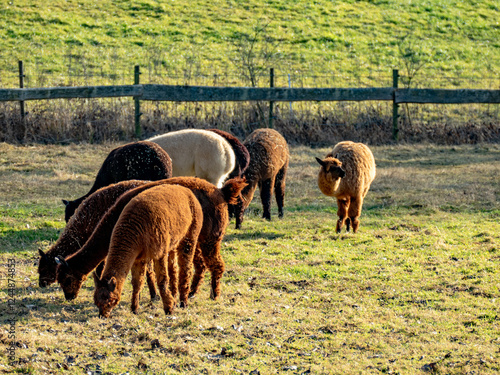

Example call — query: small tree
[395,33,435,128]
[231,20,282,88]
[230,20,283,129]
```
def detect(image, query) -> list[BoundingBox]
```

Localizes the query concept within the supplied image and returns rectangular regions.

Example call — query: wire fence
[1,60,499,91]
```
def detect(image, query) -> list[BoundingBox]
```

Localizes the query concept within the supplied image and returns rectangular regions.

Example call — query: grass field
[1,0,499,86]
[0,141,499,374]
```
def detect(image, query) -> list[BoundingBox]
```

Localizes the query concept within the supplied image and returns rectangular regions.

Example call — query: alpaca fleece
[56,177,246,301]
[235,128,289,229]
[93,184,203,317]
[63,141,172,222]
[147,129,235,188]
[317,141,376,233]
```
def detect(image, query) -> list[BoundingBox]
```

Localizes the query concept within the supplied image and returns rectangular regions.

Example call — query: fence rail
[1,84,499,104]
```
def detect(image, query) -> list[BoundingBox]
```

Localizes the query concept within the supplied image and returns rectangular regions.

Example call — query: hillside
[1,0,499,87]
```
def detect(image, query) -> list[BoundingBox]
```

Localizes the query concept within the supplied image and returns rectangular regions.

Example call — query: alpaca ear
[62,199,69,206]
[92,271,101,285]
[107,277,117,292]
[315,157,325,167]
[38,248,48,260]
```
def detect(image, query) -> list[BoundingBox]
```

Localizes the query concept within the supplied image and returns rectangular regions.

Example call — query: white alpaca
[147,129,236,188]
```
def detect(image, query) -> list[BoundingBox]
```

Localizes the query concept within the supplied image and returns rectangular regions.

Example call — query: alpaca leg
[131,261,147,314]
[348,197,363,233]
[189,246,207,299]
[154,256,175,315]
[145,261,158,301]
[336,197,350,233]
[203,239,225,300]
[235,182,257,229]
[176,238,197,308]
[167,252,178,300]
[275,167,287,218]
[260,178,274,221]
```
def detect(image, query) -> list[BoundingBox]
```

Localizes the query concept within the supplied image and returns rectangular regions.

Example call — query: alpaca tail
[220,177,247,205]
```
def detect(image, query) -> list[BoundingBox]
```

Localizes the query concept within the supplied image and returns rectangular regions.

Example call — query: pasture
[0,141,499,374]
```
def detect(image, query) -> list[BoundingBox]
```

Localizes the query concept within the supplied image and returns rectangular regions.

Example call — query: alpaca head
[62,199,79,223]
[38,248,58,287]
[93,273,120,318]
[55,257,88,301]
[316,157,346,197]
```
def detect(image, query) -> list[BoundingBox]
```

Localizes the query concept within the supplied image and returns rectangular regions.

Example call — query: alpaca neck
[319,176,341,197]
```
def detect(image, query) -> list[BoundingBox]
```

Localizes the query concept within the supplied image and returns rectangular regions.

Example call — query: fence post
[134,65,142,138]
[18,61,25,120]
[392,69,399,141]
[268,68,274,128]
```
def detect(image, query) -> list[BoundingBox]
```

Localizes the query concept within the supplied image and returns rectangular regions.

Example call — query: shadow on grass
[0,284,101,323]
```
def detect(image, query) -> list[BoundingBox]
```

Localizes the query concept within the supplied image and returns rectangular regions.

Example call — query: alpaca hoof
[210,289,219,301]
[179,301,187,309]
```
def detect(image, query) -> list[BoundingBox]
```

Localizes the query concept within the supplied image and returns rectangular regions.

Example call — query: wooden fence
[1,65,499,140]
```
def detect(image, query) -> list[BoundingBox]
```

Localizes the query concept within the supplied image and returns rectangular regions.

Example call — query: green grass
[1,0,499,87]
[0,142,499,373]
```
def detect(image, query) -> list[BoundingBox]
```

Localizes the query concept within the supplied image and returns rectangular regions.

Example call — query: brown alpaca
[38,180,148,288]
[93,184,203,317]
[316,141,376,233]
[56,177,246,301]
[235,128,289,229]
[62,141,172,222]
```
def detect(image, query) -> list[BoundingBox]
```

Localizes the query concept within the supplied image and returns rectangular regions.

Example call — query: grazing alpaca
[38,180,148,288]
[56,177,246,301]
[147,129,235,188]
[234,128,289,229]
[316,141,376,233]
[63,141,172,222]
[93,184,203,317]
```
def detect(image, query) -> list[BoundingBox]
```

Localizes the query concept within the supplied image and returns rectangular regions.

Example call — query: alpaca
[56,177,247,301]
[234,128,289,229]
[93,184,203,317]
[63,141,172,222]
[316,141,376,233]
[39,180,147,288]
[146,129,235,188]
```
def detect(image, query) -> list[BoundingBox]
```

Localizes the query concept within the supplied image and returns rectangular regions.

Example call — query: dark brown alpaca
[93,184,203,317]
[235,128,289,229]
[63,141,172,222]
[56,177,247,301]
[38,180,148,288]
